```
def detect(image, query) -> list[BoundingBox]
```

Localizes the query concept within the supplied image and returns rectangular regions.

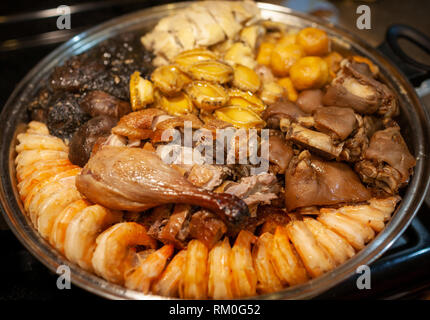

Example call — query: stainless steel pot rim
[1,2,429,300]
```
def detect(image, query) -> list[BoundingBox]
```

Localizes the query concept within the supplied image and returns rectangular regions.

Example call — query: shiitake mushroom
[68,115,117,167]
[80,90,131,119]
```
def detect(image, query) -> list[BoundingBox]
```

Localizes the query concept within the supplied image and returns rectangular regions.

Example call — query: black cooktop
[1,0,430,300]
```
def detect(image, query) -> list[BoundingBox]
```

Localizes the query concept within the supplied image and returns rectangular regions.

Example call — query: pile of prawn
[14,121,400,299]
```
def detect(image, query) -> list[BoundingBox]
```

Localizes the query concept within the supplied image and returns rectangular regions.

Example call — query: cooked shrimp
[270,225,308,286]
[368,197,400,220]
[50,199,90,254]
[208,238,234,299]
[64,205,122,272]
[327,203,386,232]
[252,233,282,294]
[18,164,78,202]
[16,150,68,177]
[179,240,209,299]
[16,132,68,152]
[26,121,50,135]
[125,244,174,293]
[92,222,157,284]
[318,211,375,250]
[303,217,355,266]
[286,220,336,278]
[25,169,81,227]
[37,176,82,239]
[17,158,72,182]
[152,249,187,297]
[230,230,257,298]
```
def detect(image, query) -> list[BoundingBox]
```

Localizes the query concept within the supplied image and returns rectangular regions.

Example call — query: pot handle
[377,24,430,87]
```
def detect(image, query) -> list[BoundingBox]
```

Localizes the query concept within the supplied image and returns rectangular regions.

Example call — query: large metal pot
[0,2,429,299]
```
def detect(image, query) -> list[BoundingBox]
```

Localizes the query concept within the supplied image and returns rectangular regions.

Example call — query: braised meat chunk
[187,164,231,191]
[296,89,324,114]
[284,151,371,211]
[188,210,227,249]
[156,204,192,248]
[313,107,358,141]
[262,98,306,129]
[145,205,227,249]
[267,133,294,174]
[224,173,281,216]
[355,126,416,194]
[323,59,398,117]
[282,121,344,160]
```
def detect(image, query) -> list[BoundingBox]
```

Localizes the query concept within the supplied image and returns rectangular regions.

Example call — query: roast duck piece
[76,146,250,226]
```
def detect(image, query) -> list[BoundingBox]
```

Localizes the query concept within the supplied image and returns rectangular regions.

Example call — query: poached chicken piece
[141,1,260,65]
[76,146,249,225]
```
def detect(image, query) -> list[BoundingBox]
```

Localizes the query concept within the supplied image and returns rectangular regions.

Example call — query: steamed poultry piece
[76,146,249,225]
[141,1,260,65]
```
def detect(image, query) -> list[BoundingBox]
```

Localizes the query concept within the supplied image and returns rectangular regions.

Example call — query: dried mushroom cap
[187,60,233,84]
[186,81,229,111]
[232,64,261,93]
[228,88,266,115]
[151,65,191,95]
[215,106,266,129]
